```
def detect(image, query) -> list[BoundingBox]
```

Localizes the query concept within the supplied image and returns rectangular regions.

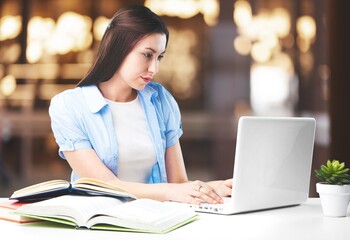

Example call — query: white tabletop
[1,198,350,240]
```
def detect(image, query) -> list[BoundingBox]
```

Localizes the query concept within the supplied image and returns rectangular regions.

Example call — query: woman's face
[114,33,167,90]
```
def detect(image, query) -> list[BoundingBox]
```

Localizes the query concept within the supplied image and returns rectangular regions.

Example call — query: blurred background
[1,0,349,197]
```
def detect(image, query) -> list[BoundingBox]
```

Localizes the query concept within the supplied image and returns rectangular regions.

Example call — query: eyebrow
[145,47,165,54]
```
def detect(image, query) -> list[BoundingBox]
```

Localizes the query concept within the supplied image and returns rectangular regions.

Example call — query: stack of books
[0,200,39,224]
[0,178,198,233]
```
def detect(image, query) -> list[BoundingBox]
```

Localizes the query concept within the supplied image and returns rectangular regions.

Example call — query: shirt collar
[80,83,159,113]
[81,85,107,113]
[138,82,159,101]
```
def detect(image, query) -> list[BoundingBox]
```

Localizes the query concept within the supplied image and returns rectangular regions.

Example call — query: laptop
[191,116,316,215]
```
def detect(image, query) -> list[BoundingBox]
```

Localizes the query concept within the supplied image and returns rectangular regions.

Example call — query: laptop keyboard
[190,203,226,213]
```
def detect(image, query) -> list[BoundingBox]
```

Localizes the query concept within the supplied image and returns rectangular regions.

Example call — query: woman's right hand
[166,180,224,205]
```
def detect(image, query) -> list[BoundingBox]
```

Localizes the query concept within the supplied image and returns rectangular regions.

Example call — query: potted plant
[315,159,350,217]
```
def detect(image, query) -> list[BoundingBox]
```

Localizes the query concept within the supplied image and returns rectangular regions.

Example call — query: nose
[148,59,159,75]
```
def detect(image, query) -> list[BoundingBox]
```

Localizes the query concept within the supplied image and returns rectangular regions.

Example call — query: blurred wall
[0,0,333,198]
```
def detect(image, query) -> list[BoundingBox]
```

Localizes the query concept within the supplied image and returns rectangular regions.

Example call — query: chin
[134,83,148,90]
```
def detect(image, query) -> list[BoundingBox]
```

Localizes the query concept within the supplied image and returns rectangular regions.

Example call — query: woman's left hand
[207,179,232,197]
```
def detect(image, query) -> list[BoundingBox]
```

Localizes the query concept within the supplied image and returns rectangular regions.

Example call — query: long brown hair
[77,5,169,87]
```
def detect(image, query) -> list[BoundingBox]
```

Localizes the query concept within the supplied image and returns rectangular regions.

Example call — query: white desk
[1,198,350,240]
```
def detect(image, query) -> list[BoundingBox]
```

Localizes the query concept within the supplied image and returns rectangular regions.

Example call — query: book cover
[0,200,39,223]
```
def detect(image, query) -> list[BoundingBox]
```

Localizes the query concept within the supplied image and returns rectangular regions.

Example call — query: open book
[10,178,135,202]
[14,195,198,233]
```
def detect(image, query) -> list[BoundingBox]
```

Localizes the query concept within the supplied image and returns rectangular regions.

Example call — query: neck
[98,81,136,102]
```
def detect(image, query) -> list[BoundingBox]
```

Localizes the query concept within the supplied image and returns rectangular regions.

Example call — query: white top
[106,96,156,183]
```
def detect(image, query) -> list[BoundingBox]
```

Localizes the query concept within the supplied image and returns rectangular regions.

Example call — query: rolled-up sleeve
[49,90,92,159]
[157,86,183,148]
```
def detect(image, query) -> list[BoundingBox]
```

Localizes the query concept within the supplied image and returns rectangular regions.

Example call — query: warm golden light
[232,5,298,75]
[257,31,279,50]
[0,15,22,41]
[28,16,55,41]
[251,41,272,63]
[0,65,3,79]
[1,43,21,64]
[202,0,220,26]
[145,0,219,26]
[27,41,44,63]
[296,15,316,53]
[297,16,316,40]
[24,12,104,61]
[296,37,309,53]
[47,31,74,55]
[232,4,308,116]
[55,12,93,53]
[93,16,110,41]
[299,51,314,76]
[233,0,252,28]
[8,64,59,80]
[0,74,16,97]
[250,63,294,116]
[270,8,291,38]
[154,27,199,99]
[238,12,270,41]
[272,52,294,75]
[233,35,251,56]
[27,16,55,62]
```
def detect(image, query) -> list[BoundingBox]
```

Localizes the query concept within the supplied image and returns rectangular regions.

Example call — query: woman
[49,5,232,205]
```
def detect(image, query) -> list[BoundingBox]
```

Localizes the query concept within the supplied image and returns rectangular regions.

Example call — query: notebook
[191,116,316,215]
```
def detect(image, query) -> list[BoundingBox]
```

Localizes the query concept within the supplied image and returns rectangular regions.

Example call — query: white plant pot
[316,183,350,217]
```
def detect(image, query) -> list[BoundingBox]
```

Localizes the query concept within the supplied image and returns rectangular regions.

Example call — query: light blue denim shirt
[48,82,183,183]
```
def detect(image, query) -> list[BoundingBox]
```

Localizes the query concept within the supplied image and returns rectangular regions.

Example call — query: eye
[157,54,164,61]
[143,52,153,59]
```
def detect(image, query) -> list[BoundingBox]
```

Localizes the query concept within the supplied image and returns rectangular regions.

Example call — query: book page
[11,180,70,198]
[74,178,128,192]
[15,195,125,227]
[89,199,196,231]
[72,178,136,199]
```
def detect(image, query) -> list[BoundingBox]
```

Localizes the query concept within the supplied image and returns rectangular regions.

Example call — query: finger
[224,179,233,188]
[192,180,202,191]
[222,185,232,197]
[201,187,224,204]
[193,182,223,204]
[223,179,233,196]
[189,196,203,205]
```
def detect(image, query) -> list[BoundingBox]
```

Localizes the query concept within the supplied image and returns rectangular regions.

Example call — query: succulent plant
[315,159,350,185]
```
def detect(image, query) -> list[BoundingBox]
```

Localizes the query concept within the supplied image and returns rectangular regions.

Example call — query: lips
[141,76,152,83]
